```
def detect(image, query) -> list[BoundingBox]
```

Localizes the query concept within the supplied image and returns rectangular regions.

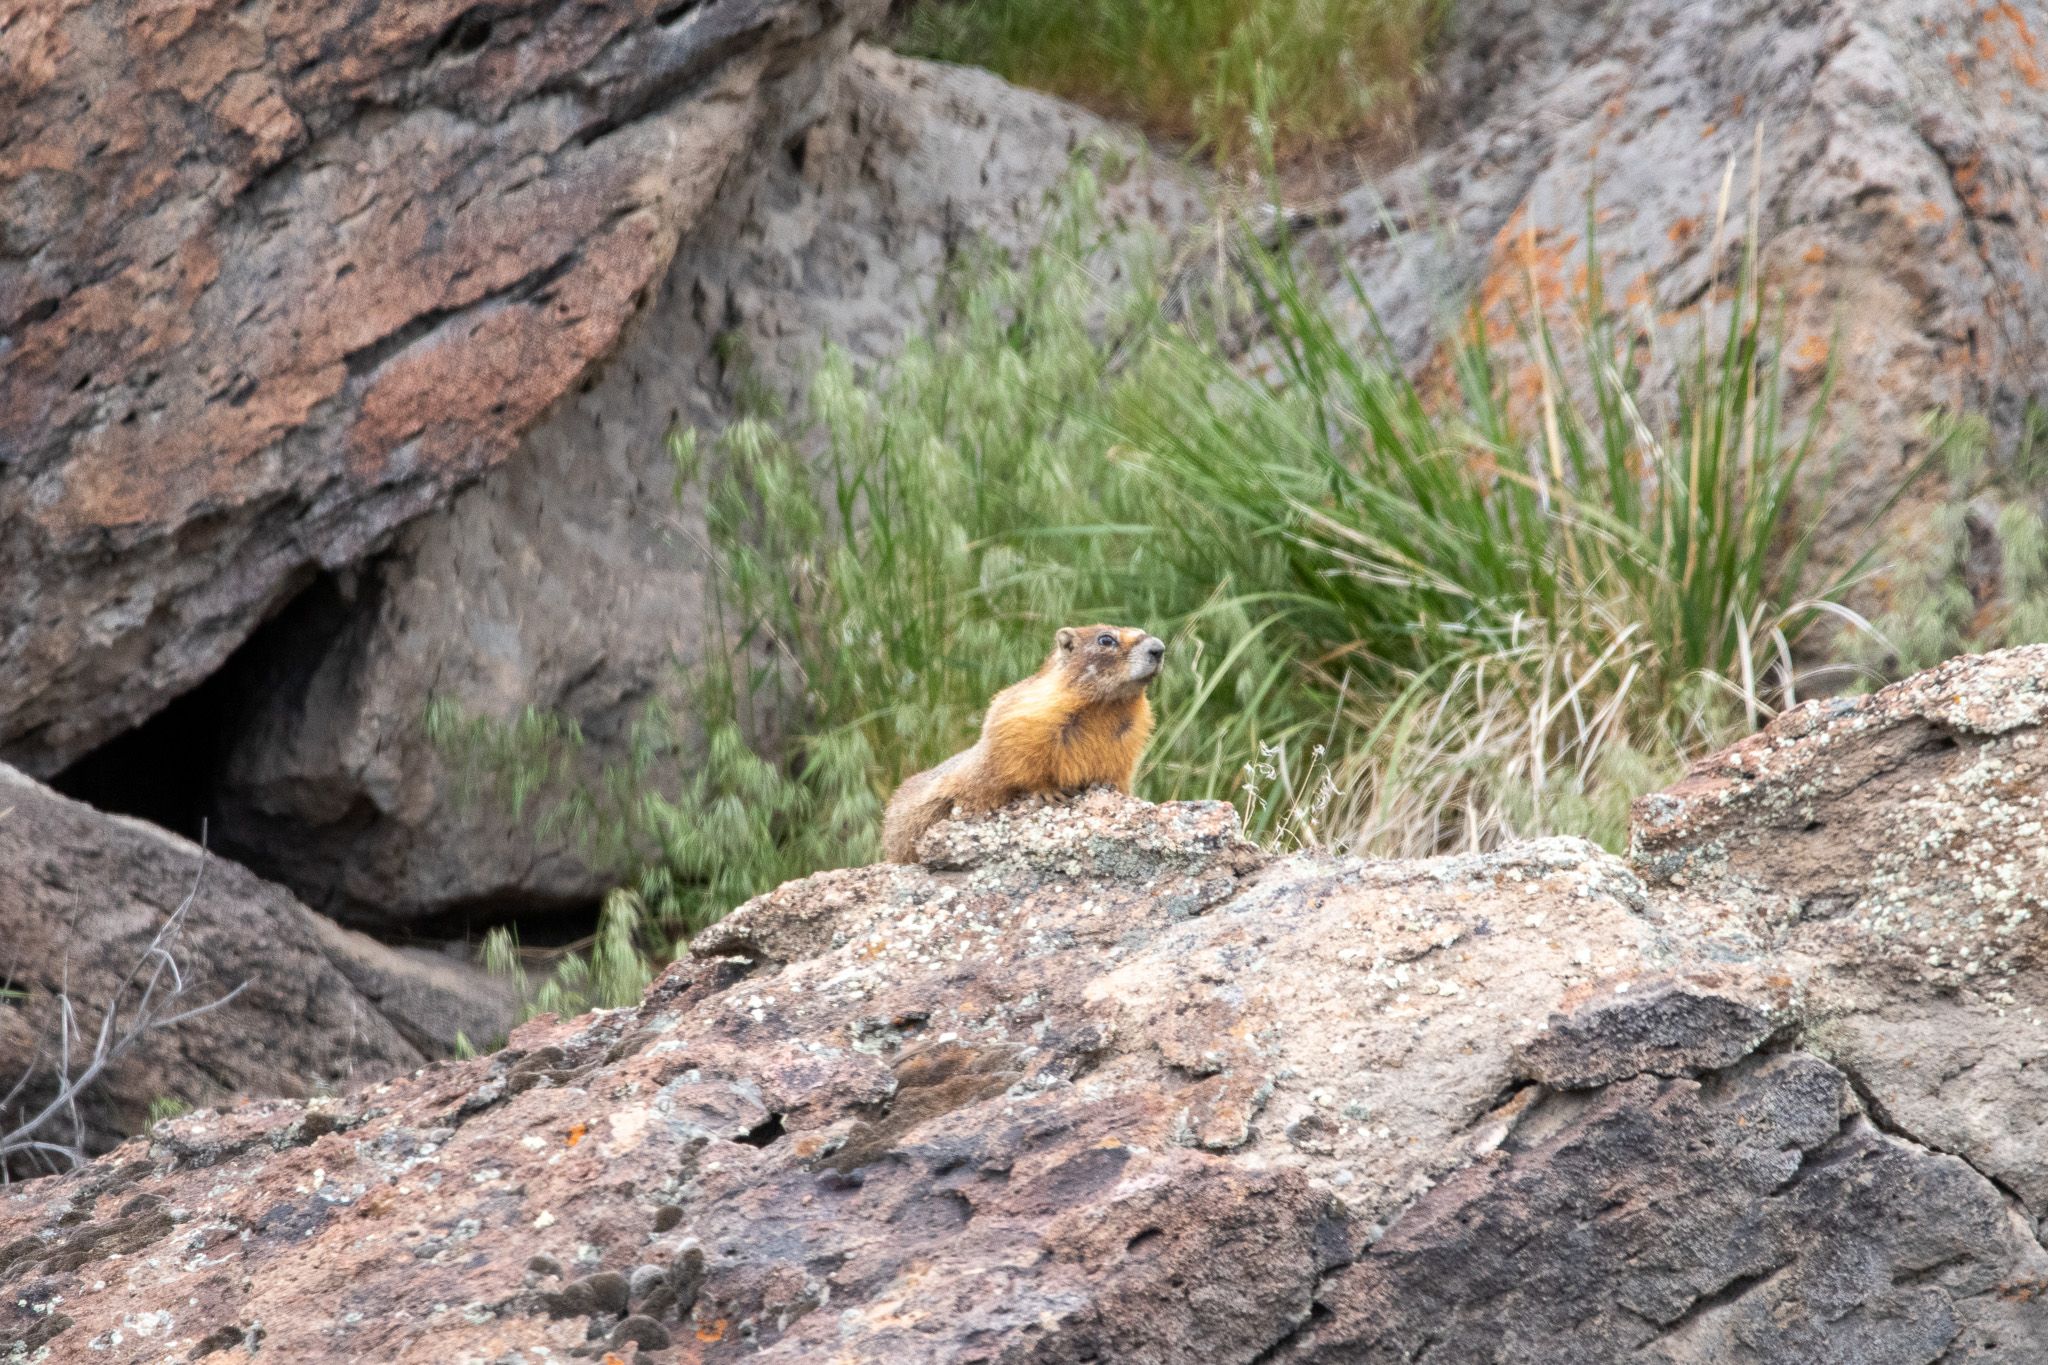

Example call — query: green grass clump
[455,163,1876,1015]
[147,1096,192,1127]
[895,0,1449,161]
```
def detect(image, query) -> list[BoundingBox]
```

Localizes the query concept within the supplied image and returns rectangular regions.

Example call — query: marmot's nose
[1142,637,1166,661]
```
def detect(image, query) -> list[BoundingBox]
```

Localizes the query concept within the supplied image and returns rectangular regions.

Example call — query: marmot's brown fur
[882,624,1166,863]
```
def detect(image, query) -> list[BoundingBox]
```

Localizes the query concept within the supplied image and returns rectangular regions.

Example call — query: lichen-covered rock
[200,46,1207,926]
[1634,642,2048,1235]
[0,764,513,1162]
[0,0,888,778]
[1633,643,2048,981]
[5,647,2045,1361]
[1515,972,1791,1090]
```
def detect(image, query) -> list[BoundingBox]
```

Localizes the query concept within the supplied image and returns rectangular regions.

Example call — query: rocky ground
[2,645,2041,1362]
[6,2,2048,1357]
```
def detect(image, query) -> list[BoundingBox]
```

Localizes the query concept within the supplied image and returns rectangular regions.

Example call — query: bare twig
[0,827,249,1181]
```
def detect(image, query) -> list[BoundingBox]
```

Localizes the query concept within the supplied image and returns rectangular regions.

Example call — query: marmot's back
[881,749,980,864]
[881,626,1165,863]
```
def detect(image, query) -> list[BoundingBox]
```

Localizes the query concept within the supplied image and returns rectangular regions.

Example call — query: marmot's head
[1052,625,1166,702]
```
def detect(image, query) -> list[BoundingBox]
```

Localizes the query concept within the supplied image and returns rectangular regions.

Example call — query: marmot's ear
[1056,627,1076,651]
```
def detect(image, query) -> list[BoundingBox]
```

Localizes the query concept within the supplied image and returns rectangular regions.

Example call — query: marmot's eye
[1096,634,1116,648]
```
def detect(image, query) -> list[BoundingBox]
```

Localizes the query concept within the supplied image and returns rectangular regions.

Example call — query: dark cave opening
[49,683,229,844]
[404,888,608,950]
[50,572,369,857]
[48,571,608,952]
[45,582,311,847]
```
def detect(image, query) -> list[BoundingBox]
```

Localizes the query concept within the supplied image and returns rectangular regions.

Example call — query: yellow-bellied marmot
[882,624,1166,863]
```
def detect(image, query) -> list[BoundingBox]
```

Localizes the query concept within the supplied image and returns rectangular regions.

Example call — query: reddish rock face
[0,0,885,777]
[2,650,2046,1362]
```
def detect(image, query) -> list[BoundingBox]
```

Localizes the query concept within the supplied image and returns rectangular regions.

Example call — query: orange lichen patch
[566,1122,587,1147]
[1731,93,1747,117]
[1999,1277,2048,1303]
[1950,52,1974,87]
[1908,199,1949,229]
[1701,121,1719,137]
[1603,95,1627,120]
[354,1189,397,1219]
[1411,336,1466,408]
[1790,333,1832,377]
[697,1319,730,1343]
[1478,211,1580,327]
[1950,152,2003,216]
[1980,34,2001,60]
[1988,1,2037,46]
[1802,244,1828,265]
[1668,216,1701,247]
[1625,274,1654,310]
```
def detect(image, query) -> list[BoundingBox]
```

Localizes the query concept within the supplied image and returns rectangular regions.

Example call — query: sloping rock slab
[0,765,513,1163]
[4,701,2045,1364]
[1283,1056,2048,1363]
[1634,642,2048,1234]
[0,0,885,777]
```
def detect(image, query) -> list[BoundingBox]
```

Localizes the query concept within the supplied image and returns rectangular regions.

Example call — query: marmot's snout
[1129,635,1166,682]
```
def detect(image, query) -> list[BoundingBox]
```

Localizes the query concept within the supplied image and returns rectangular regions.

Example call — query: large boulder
[0,764,516,1168]
[1318,0,2048,590]
[0,0,888,779]
[202,47,1206,926]
[4,648,2043,1361]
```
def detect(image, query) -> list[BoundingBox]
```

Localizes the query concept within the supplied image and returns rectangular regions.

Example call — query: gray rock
[610,1314,670,1350]
[2,650,2046,1359]
[1517,974,1786,1089]
[1283,1055,2048,1363]
[1637,643,2048,1237]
